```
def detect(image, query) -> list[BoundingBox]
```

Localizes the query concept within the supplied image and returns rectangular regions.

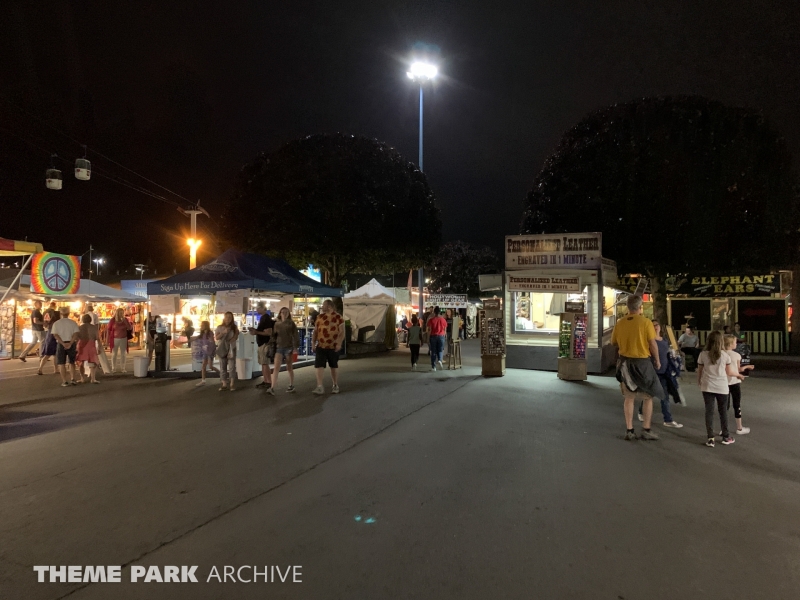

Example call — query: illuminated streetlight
[187,238,202,269]
[92,258,105,276]
[406,59,438,317]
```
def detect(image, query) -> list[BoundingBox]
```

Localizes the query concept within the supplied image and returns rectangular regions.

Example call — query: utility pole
[178,201,209,269]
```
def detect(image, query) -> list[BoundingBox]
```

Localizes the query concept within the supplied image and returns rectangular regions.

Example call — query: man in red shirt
[426,306,447,371]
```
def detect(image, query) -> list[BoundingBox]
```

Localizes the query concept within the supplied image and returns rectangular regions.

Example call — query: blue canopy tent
[147,250,342,297]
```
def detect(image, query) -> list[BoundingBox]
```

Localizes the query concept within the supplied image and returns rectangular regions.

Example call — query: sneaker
[431,366,437,372]
[195,380,206,387]
[663,421,683,428]
[640,430,659,441]
[721,436,735,445]
[312,385,324,395]
[705,438,715,447]
[637,413,643,422]
[19,356,26,363]
[70,381,77,386]
[332,385,340,394]
[625,431,637,441]
[255,382,269,389]
[412,364,416,371]
[737,427,751,435]
[286,385,295,393]
[61,382,70,387]
[437,360,444,369]
[265,387,275,396]
[678,390,687,406]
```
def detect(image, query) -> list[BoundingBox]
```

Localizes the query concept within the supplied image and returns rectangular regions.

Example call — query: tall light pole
[407,60,438,317]
[92,258,105,276]
[178,201,209,270]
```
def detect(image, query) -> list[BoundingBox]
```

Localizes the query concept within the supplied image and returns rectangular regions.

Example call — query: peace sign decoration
[30,252,81,295]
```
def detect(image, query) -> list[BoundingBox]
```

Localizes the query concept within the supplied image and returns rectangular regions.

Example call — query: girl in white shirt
[698,331,743,447]
[724,334,755,435]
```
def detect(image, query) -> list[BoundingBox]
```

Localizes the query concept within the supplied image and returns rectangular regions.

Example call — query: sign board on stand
[427,294,468,309]
[150,294,180,316]
[215,290,249,314]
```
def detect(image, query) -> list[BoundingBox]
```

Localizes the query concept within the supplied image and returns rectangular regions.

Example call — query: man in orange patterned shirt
[312,299,345,394]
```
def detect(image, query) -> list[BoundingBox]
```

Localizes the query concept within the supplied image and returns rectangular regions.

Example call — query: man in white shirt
[84,302,100,326]
[51,307,81,387]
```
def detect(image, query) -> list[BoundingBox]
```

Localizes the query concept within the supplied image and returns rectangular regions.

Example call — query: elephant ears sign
[30,252,81,295]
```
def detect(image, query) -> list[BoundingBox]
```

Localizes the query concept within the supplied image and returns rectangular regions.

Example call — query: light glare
[407,61,438,81]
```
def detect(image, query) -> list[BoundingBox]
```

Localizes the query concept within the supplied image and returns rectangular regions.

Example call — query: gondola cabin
[45,168,62,190]
[75,158,91,181]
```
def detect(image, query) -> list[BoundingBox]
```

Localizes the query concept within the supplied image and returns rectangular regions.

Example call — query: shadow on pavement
[0,410,103,443]
[271,396,328,425]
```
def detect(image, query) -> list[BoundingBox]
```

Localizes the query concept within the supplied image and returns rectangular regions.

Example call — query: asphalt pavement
[1,341,799,599]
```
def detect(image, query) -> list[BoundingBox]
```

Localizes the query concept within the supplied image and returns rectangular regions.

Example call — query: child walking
[697,331,743,447]
[194,321,219,386]
[724,334,755,435]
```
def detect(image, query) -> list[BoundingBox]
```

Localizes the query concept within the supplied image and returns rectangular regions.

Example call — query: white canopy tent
[11,275,142,302]
[344,279,396,344]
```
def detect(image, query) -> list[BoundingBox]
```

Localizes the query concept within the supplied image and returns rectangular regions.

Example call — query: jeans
[638,377,674,422]
[219,351,237,385]
[682,347,700,370]
[703,392,730,438]
[429,335,445,368]
[20,329,46,358]
[409,344,420,366]
[111,338,127,371]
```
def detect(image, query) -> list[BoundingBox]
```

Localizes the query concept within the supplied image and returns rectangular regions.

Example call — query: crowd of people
[17,301,133,386]
[613,295,754,447]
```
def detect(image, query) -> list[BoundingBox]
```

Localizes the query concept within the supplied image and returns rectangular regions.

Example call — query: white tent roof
[16,275,142,302]
[344,278,395,304]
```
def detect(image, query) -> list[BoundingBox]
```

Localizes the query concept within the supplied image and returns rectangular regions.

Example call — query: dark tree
[521,96,800,338]
[428,241,500,298]
[221,133,441,287]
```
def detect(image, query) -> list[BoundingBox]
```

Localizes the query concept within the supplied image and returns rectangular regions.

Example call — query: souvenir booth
[617,273,790,354]
[503,233,619,374]
[146,250,343,375]
[0,237,44,358]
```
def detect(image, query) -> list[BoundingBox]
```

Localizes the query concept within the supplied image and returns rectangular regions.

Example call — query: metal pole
[88,245,93,280]
[0,253,34,305]
[417,84,425,319]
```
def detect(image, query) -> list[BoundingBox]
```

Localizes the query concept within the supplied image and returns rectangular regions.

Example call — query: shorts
[275,347,294,358]
[257,343,271,365]
[56,343,77,366]
[314,347,340,369]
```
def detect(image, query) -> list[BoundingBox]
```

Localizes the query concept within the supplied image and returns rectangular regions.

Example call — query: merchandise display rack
[557,312,588,380]
[480,301,506,377]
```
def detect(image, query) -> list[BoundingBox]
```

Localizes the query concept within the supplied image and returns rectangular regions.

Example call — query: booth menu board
[480,304,505,377]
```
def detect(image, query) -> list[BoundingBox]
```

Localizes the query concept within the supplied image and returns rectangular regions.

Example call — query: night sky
[2,1,800,275]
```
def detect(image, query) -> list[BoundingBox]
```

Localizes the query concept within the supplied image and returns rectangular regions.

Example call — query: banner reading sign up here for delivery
[505,233,602,270]
[507,275,581,292]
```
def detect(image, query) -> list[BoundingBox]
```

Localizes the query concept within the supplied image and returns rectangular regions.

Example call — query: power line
[1,126,184,208]
[1,96,193,205]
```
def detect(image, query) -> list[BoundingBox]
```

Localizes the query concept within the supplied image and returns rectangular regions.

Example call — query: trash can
[236,358,252,380]
[133,356,149,378]
[154,332,171,372]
